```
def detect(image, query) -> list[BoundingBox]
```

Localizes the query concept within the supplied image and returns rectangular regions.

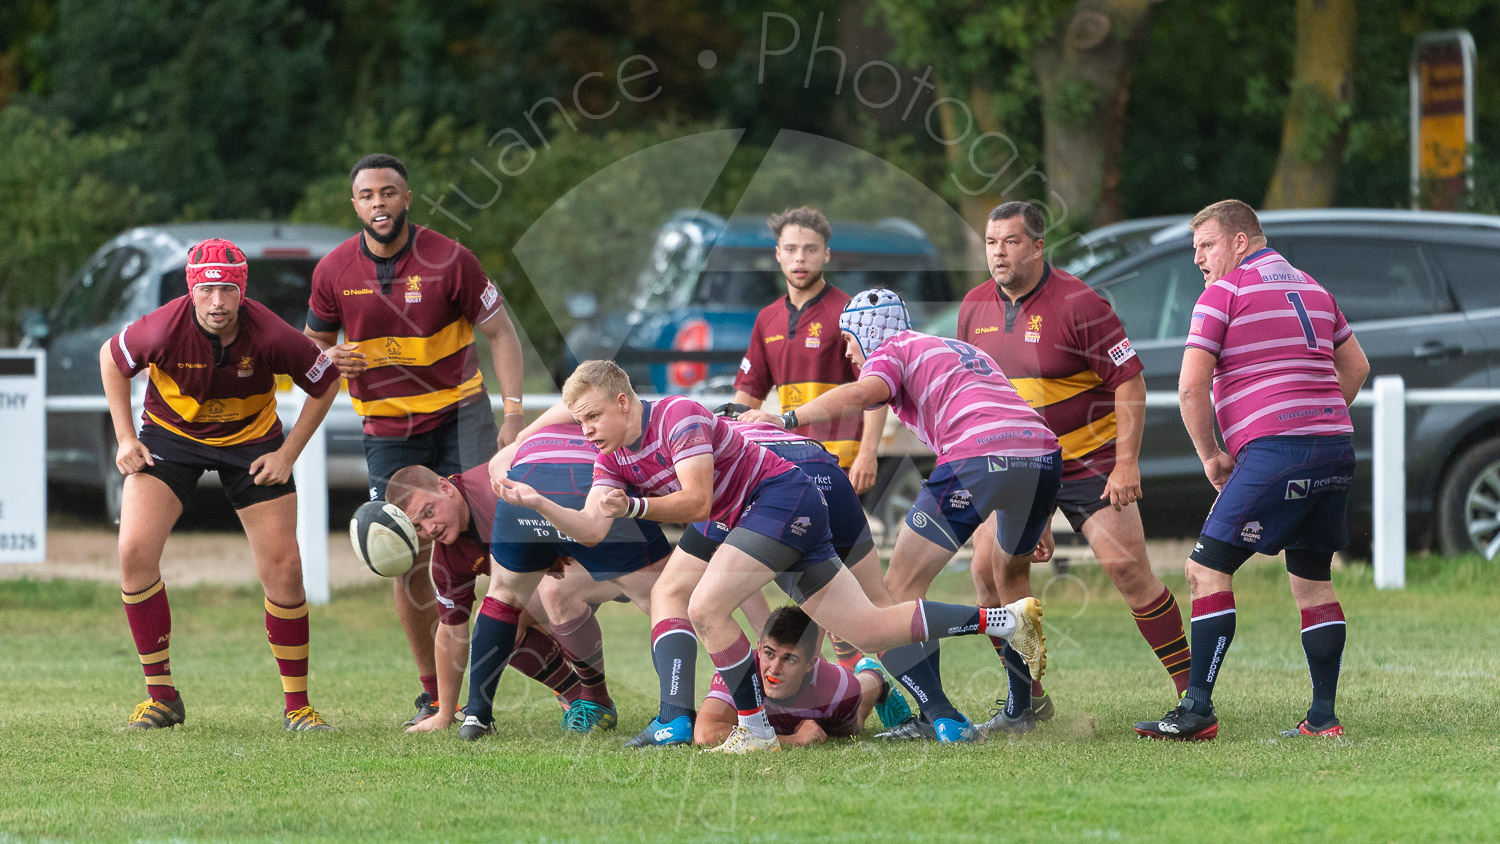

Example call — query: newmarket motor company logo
[988,456,1008,472]
[1286,479,1311,500]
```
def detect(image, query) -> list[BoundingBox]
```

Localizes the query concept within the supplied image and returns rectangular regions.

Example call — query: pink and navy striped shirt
[592,396,794,529]
[859,331,1059,464]
[1186,248,1354,457]
[513,422,597,467]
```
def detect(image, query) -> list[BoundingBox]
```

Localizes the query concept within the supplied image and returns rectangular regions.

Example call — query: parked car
[20,222,366,521]
[924,208,1500,557]
[560,209,958,393]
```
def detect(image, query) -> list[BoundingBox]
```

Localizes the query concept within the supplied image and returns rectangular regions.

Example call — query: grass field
[1,555,1496,843]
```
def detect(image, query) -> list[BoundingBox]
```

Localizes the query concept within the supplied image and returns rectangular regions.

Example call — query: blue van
[560,210,956,393]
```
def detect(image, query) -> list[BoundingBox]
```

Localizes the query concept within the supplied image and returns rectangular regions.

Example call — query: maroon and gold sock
[265,596,310,713]
[510,627,583,704]
[1132,586,1191,696]
[829,634,861,670]
[551,611,611,705]
[123,580,177,702]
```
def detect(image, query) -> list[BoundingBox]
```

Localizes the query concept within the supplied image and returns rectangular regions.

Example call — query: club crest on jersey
[405,275,422,304]
[805,321,822,348]
[1240,521,1263,544]
[236,356,255,378]
[1285,479,1310,500]
[789,516,811,537]
[1024,315,1042,344]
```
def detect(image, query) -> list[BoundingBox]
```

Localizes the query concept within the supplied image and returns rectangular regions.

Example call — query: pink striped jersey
[859,331,1059,464]
[592,395,794,528]
[1186,248,1354,456]
[728,419,823,449]
[513,422,597,467]
[707,655,863,738]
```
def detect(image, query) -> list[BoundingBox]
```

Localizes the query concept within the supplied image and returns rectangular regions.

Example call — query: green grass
[1,558,1497,843]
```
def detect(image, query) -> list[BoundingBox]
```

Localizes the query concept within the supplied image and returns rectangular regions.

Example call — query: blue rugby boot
[622,714,692,747]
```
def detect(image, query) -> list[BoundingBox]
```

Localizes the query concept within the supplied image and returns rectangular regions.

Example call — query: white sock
[983,606,1016,638]
[738,708,774,740]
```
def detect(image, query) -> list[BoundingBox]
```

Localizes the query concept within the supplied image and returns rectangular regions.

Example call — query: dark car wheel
[1437,437,1500,559]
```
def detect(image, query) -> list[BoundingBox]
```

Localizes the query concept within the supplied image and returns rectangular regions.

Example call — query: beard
[363,208,409,245]
[787,269,824,290]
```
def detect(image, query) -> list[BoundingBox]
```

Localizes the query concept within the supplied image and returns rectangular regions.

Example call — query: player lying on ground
[388,422,670,737]
[497,359,1045,754]
[740,288,1063,742]
[694,605,914,747]
[617,407,898,748]
[101,237,341,732]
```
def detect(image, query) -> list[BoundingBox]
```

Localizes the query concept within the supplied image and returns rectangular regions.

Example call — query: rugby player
[497,360,1045,753]
[388,420,670,738]
[694,606,913,746]
[741,288,1062,742]
[731,206,889,668]
[1134,200,1368,741]
[101,237,341,731]
[958,201,1190,734]
[304,153,527,726]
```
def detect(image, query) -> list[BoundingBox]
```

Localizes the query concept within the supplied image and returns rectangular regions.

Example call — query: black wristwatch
[779,409,799,430]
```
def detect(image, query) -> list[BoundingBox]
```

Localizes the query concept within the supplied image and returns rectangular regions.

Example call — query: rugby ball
[350,501,419,577]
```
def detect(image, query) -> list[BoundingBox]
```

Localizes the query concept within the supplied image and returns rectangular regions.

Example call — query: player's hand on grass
[788,719,827,746]
[114,437,154,475]
[405,713,453,733]
[1102,460,1143,509]
[329,342,367,378]
[849,450,878,495]
[489,443,519,496]
[1033,523,1055,563]
[249,449,295,486]
[1201,450,1235,491]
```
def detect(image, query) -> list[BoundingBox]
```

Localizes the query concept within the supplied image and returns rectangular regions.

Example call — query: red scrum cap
[186,238,248,297]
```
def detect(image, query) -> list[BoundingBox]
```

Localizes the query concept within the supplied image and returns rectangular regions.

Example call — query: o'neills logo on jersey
[343,287,373,296]
[236,356,254,378]
[764,334,785,344]
[973,326,998,334]
[405,275,422,304]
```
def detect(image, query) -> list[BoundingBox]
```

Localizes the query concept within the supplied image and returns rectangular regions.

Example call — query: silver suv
[21,222,365,521]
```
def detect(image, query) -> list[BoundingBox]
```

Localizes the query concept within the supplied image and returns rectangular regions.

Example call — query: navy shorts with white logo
[1192,435,1355,575]
[726,468,844,603]
[905,451,1062,556]
[491,463,668,581]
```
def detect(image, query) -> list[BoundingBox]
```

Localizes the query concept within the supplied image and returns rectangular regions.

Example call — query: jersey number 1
[1286,291,1317,349]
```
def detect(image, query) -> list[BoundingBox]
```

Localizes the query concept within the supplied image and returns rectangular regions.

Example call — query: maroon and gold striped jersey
[110,297,339,447]
[733,284,864,467]
[958,265,1144,481]
[307,225,503,437]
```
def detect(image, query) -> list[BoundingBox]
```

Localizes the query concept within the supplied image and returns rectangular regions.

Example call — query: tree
[1263,0,1357,209]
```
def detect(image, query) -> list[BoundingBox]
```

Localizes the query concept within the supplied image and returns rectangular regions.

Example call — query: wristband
[625,496,648,519]
[779,409,799,430]
[503,397,524,416]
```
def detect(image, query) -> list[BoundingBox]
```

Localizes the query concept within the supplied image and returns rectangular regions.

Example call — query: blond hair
[387,464,444,513]
[1190,199,1264,241]
[562,359,637,406]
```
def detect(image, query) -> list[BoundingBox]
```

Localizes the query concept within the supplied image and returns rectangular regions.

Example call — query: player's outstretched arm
[303,326,367,379]
[744,376,891,431]
[497,480,617,546]
[408,620,468,732]
[99,341,153,474]
[602,453,714,525]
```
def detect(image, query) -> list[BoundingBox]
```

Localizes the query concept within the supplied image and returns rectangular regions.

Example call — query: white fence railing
[45,376,1500,602]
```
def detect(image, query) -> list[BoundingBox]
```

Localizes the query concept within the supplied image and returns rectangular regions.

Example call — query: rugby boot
[1280,717,1344,738]
[562,700,619,733]
[976,700,1036,736]
[404,691,439,727]
[284,705,336,732]
[854,657,914,730]
[876,713,977,743]
[703,725,780,754]
[1003,597,1047,681]
[458,714,496,741]
[1134,699,1218,741]
[126,696,186,730]
[623,714,692,748]
[1032,687,1055,722]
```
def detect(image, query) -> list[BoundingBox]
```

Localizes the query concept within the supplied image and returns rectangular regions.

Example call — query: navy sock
[1185,591,1236,714]
[709,634,764,714]
[650,619,698,723]
[882,641,961,723]
[913,599,982,640]
[466,597,520,723]
[1003,642,1032,717]
[1300,602,1347,724]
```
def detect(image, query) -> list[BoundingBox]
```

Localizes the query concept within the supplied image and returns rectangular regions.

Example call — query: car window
[1429,244,1500,311]
[52,248,121,333]
[1090,248,1201,341]
[159,257,321,329]
[1282,238,1446,322]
